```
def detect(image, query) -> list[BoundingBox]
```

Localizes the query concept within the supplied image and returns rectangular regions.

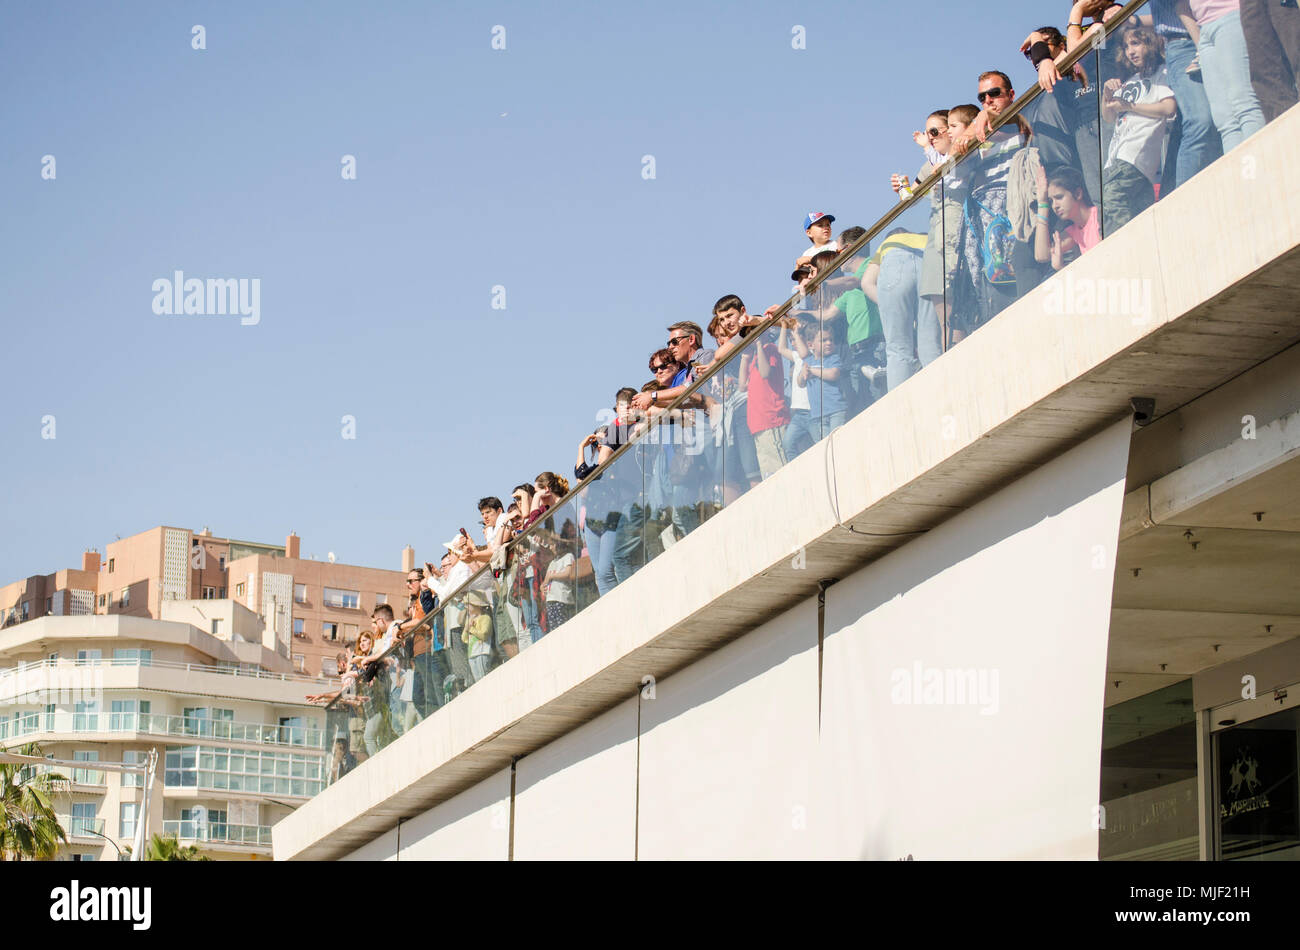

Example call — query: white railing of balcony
[161,820,272,847]
[0,655,332,688]
[0,712,324,750]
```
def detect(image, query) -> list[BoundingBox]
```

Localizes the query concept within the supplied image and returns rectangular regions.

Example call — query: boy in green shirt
[824,226,885,414]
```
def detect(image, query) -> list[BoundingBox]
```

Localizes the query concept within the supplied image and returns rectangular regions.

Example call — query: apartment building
[0,608,332,860]
[0,525,412,679]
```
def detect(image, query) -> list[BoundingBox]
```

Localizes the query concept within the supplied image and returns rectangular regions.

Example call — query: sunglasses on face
[926,126,947,138]
[651,363,674,372]
[406,578,420,583]
[666,336,690,347]
[978,87,1008,103]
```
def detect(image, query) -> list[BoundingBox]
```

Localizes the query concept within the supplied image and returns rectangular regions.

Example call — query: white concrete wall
[340,420,1129,860]
[637,598,818,859]
[513,697,638,860]
[813,418,1131,859]
[393,767,511,860]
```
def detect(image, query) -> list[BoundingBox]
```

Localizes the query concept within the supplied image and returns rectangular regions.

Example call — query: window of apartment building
[278,716,309,746]
[202,587,215,600]
[374,593,388,606]
[44,597,52,614]
[219,555,226,570]
[322,621,339,641]
[293,618,306,638]
[164,745,324,797]
[20,602,29,621]
[73,701,100,732]
[106,591,114,607]
[181,707,233,738]
[97,594,106,608]
[44,703,54,730]
[120,588,130,608]
[121,750,146,787]
[107,558,114,573]
[109,699,150,731]
[111,648,152,666]
[73,750,102,786]
[120,802,139,839]
[320,656,335,677]
[212,617,223,637]
[342,622,359,642]
[179,806,226,826]
[292,653,306,673]
[71,853,96,862]
[235,582,246,597]
[294,583,308,604]
[69,802,97,837]
[322,587,360,610]
[76,649,102,666]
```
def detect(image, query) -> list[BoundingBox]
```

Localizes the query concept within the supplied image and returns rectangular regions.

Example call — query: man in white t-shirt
[1101,26,1177,234]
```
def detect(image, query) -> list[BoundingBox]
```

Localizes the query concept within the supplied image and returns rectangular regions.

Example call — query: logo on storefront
[1220,747,1270,819]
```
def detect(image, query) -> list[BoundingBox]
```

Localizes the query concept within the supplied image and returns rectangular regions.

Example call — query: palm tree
[0,742,68,860]
[143,832,210,861]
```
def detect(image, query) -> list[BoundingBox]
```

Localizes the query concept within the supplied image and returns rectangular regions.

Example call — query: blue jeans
[1200,11,1267,152]
[583,522,618,596]
[612,502,645,583]
[521,592,544,643]
[879,251,941,392]
[1162,35,1221,191]
[783,408,816,460]
[814,410,848,437]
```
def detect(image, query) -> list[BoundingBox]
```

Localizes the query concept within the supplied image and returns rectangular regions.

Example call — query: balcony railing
[0,711,325,749]
[63,816,106,839]
[162,820,273,847]
[0,655,332,690]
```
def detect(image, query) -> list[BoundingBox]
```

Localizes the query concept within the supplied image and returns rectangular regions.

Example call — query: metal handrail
[331,0,1153,706]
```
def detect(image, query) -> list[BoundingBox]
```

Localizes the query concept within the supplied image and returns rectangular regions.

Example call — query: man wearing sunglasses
[631,321,717,542]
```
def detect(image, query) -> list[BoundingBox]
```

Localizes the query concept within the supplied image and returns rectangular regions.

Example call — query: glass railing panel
[1099,1,1162,240]
[576,431,647,595]
[67,816,105,837]
[354,651,399,758]
[717,316,789,486]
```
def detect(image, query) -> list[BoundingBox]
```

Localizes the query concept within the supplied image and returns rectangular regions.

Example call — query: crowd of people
[311,0,1297,779]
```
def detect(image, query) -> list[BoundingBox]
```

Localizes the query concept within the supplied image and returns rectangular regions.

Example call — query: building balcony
[0,711,325,751]
[61,816,106,841]
[162,820,272,851]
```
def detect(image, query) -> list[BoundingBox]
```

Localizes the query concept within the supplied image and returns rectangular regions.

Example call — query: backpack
[968,196,1016,286]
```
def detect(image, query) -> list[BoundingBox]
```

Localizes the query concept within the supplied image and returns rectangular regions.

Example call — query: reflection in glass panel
[1099,680,1198,860]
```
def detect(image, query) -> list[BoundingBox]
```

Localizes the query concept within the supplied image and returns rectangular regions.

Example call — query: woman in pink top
[1032,165,1100,271]
[1189,0,1266,150]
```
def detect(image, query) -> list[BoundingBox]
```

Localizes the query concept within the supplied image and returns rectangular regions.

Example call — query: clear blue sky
[0,0,1054,580]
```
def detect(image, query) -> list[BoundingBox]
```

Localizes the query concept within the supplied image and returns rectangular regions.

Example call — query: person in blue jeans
[1190,0,1266,153]
[1146,0,1223,191]
[863,229,942,392]
[629,321,717,543]
[799,327,848,439]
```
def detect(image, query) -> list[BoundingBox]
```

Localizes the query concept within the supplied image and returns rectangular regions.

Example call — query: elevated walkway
[276,103,1300,861]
